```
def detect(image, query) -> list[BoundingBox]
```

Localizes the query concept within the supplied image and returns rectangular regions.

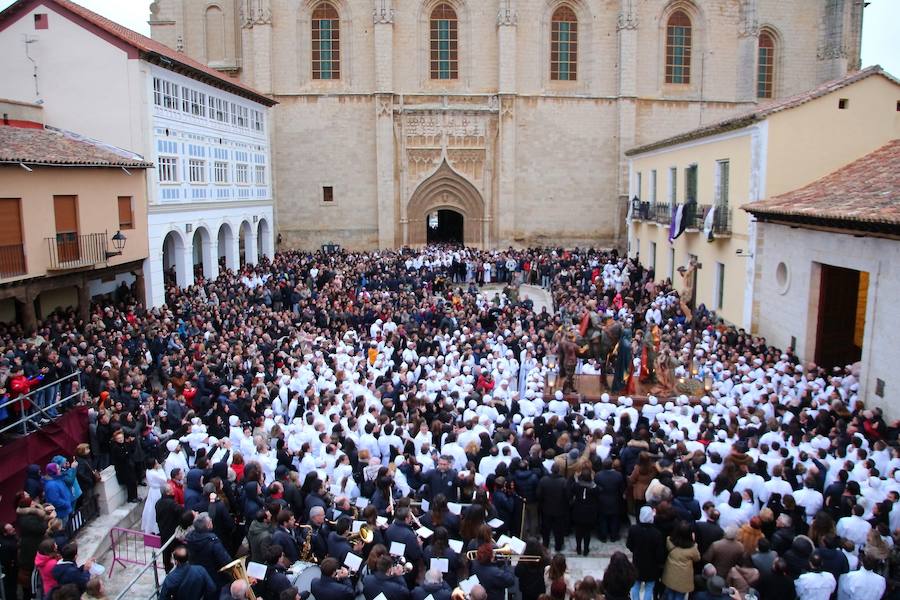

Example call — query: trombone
[465,547,543,564]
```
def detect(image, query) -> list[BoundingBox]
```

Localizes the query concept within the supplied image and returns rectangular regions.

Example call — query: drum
[289,561,322,593]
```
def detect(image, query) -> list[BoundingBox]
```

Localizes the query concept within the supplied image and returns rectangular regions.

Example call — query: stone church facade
[149,0,863,249]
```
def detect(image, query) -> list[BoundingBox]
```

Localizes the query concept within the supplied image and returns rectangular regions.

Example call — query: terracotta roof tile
[626,66,899,156]
[0,0,276,106]
[742,139,900,227]
[0,124,153,168]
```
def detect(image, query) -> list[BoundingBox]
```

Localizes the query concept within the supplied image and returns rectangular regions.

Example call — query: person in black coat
[694,505,725,558]
[469,544,516,600]
[271,510,302,563]
[513,539,548,600]
[411,569,453,600]
[256,545,293,600]
[184,514,233,588]
[311,558,356,600]
[420,496,460,538]
[595,460,625,543]
[156,485,184,572]
[110,430,140,502]
[362,554,410,600]
[536,464,569,552]
[421,528,461,589]
[626,507,666,600]
[422,457,460,502]
[570,470,600,556]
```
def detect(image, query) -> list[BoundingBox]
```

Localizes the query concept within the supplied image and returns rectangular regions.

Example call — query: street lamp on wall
[107,230,127,258]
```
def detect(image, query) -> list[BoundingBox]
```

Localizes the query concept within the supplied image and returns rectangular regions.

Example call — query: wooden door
[0,198,25,276]
[53,195,79,263]
[815,264,863,369]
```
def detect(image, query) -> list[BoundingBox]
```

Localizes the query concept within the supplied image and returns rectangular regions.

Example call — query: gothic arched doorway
[427,209,464,244]
[407,160,486,247]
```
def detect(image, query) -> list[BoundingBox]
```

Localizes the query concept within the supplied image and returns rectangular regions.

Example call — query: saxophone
[296,524,315,562]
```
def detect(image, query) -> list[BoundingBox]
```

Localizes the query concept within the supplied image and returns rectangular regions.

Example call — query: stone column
[132,269,146,307]
[374,1,396,248]
[223,231,240,272]
[615,0,639,248]
[175,238,194,289]
[736,0,759,102]
[497,0,517,95]
[244,228,259,266]
[202,239,219,281]
[77,280,90,323]
[19,291,36,333]
[495,2,517,247]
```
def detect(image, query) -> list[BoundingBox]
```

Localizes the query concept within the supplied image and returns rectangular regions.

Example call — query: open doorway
[426,209,464,244]
[815,264,868,369]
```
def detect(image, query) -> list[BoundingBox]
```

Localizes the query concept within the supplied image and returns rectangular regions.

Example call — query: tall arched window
[430,3,458,80]
[312,2,340,80]
[757,30,775,99]
[550,6,578,81]
[665,10,692,84]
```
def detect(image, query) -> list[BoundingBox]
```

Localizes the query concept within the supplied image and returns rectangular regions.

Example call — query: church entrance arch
[407,160,485,247]
[427,209,464,244]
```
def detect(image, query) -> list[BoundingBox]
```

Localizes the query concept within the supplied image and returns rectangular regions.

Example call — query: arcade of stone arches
[162,218,273,288]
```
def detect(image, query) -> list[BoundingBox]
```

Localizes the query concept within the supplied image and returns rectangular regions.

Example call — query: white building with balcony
[0,0,277,308]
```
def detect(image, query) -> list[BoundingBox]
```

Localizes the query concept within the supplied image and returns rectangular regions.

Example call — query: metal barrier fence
[66,493,100,539]
[110,531,177,600]
[109,527,163,577]
[0,371,83,435]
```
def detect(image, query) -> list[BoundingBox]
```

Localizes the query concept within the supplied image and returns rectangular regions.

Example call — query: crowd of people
[1,245,899,600]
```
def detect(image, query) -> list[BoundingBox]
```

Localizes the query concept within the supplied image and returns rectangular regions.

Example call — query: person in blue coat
[470,544,515,600]
[50,543,92,593]
[310,558,356,600]
[159,546,217,600]
[362,555,410,600]
[43,463,74,526]
[384,507,423,585]
[411,569,453,600]
[184,513,232,588]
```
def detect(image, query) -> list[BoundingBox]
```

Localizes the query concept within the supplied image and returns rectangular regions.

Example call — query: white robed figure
[141,459,168,534]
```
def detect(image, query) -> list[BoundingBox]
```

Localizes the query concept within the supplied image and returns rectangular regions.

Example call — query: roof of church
[743,139,900,233]
[626,66,899,156]
[0,0,276,107]
[0,123,153,168]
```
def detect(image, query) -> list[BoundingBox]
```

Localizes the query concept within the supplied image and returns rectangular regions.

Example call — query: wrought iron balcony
[653,202,672,224]
[45,232,109,271]
[0,244,26,278]
[630,199,652,221]
[712,207,732,236]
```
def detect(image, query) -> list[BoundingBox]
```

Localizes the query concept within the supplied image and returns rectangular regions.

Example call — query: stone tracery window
[312,2,340,80]
[758,30,775,99]
[550,6,578,81]
[430,3,458,80]
[665,10,692,84]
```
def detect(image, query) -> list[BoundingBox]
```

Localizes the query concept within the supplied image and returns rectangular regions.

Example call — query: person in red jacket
[8,365,40,418]
[182,381,198,409]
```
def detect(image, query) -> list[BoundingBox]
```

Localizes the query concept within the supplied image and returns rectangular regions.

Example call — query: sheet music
[430,558,449,573]
[246,562,267,580]
[344,553,363,572]
[389,541,406,556]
